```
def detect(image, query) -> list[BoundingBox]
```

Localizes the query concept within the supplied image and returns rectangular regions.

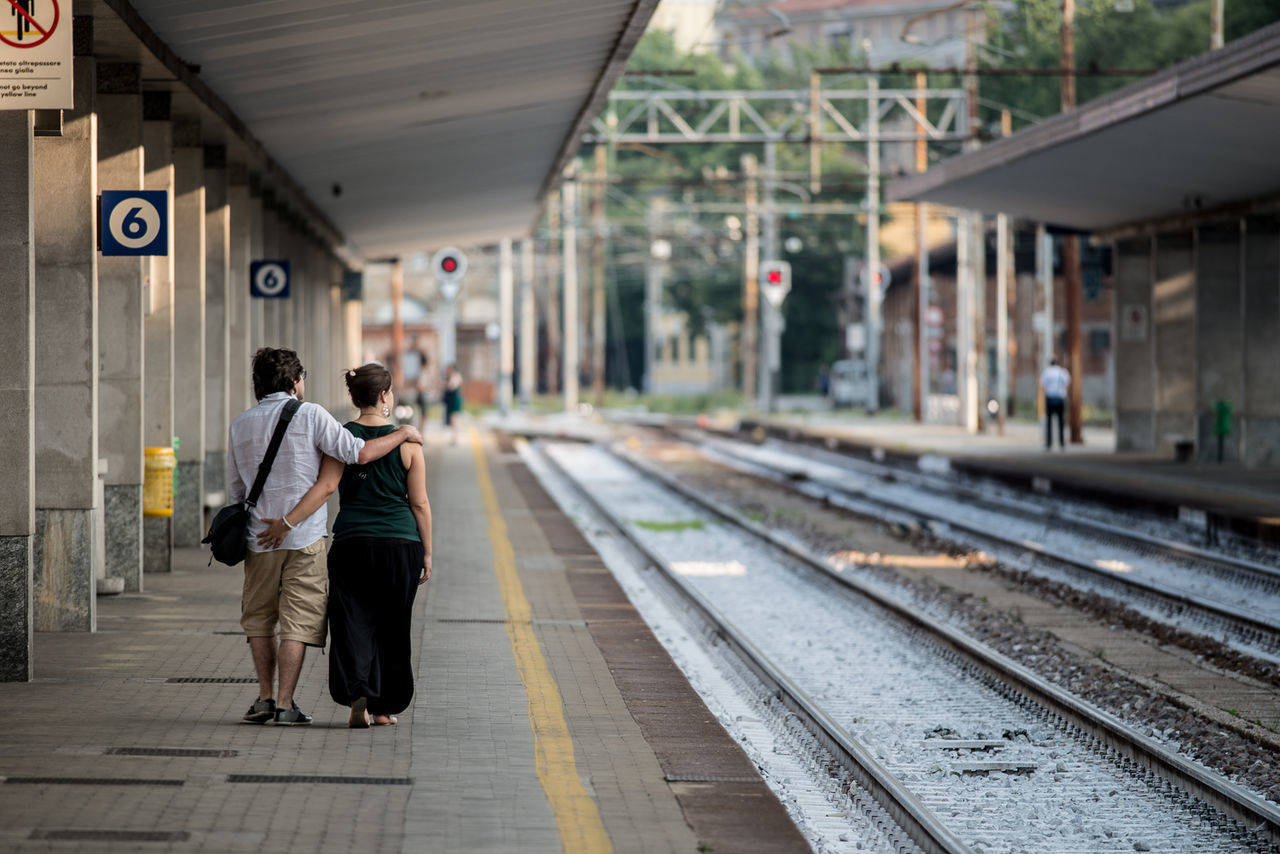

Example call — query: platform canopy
[91,0,656,259]
[888,21,1280,236]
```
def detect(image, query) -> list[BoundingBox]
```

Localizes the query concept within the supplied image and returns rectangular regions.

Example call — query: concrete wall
[1242,216,1280,467]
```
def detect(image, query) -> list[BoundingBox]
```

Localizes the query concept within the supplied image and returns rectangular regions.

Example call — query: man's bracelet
[282,516,295,530]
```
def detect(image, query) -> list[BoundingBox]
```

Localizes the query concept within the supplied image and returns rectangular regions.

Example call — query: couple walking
[227,348,433,728]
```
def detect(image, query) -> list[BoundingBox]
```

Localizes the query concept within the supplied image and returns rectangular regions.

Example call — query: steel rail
[602,442,1280,848]
[691,433,1280,652]
[531,441,973,854]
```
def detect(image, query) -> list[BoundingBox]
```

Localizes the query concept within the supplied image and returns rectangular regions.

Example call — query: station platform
[738,413,1280,544]
[0,431,806,853]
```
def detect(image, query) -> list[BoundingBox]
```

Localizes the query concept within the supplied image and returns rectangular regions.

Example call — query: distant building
[650,0,720,54]
[715,0,976,68]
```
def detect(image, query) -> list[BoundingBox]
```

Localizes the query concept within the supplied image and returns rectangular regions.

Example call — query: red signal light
[767,270,782,284]
[442,257,458,273]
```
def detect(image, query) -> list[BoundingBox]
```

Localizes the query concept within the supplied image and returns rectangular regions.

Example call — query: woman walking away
[330,363,433,727]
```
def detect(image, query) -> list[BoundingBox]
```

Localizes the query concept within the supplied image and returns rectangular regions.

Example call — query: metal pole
[545,189,561,397]
[1061,0,1084,443]
[519,238,535,406]
[957,212,976,432]
[866,75,881,414]
[1211,0,1224,49]
[1037,223,1054,427]
[644,197,665,396]
[760,141,779,413]
[498,237,514,417]
[996,213,1010,435]
[741,154,759,408]
[391,259,404,392]
[591,144,608,407]
[913,70,928,423]
[562,165,579,411]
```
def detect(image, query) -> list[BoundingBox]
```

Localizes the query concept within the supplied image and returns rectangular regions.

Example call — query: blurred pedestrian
[232,348,422,727]
[323,364,432,728]
[443,363,464,445]
[1040,357,1070,450]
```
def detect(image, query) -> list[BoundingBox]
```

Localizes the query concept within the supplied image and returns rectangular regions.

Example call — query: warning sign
[0,0,72,109]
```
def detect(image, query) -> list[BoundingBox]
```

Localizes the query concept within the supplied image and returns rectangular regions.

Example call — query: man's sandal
[371,714,397,726]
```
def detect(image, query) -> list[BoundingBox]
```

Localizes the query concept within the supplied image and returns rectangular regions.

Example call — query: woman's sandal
[371,714,397,726]
[348,697,370,729]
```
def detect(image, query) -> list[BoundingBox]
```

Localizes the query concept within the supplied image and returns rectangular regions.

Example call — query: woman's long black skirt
[328,537,423,715]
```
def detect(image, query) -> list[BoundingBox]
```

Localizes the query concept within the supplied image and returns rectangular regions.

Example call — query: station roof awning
[887,21,1280,236]
[95,0,657,260]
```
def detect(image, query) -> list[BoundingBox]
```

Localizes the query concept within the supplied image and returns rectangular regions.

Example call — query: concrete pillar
[1242,216,1280,467]
[97,62,145,592]
[247,175,265,353]
[228,166,253,416]
[1195,222,1243,462]
[204,146,231,503]
[33,33,99,632]
[0,110,36,678]
[172,121,206,546]
[260,192,281,346]
[142,93,174,573]
[330,276,345,409]
[1113,237,1155,451]
[1152,231,1196,452]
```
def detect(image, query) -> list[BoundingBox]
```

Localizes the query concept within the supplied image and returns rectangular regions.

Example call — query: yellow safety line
[469,429,613,854]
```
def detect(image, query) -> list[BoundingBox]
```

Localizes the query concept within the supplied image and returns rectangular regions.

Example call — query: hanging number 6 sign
[251,261,291,299]
[100,190,168,256]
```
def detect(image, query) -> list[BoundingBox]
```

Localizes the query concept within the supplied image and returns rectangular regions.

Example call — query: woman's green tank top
[332,422,421,543]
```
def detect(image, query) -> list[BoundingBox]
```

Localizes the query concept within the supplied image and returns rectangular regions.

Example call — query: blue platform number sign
[100,190,168,256]
[251,260,291,299]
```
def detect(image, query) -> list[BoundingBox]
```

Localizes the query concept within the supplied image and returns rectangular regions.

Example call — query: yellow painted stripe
[469,429,613,854]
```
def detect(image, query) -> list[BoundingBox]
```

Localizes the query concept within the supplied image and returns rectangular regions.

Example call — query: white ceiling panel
[108,0,656,259]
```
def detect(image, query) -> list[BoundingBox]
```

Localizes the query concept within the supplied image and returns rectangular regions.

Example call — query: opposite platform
[0,431,806,853]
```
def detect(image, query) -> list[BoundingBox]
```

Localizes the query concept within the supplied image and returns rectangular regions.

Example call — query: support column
[247,178,265,350]
[0,110,36,678]
[1242,216,1280,466]
[1195,222,1243,462]
[1152,231,1196,452]
[172,121,206,546]
[519,239,536,405]
[499,238,514,416]
[34,29,99,631]
[260,191,280,346]
[204,146,230,503]
[1112,237,1155,451]
[142,93,174,572]
[97,63,145,592]
[228,166,252,415]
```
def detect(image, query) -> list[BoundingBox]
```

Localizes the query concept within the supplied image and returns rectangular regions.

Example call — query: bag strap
[245,398,302,509]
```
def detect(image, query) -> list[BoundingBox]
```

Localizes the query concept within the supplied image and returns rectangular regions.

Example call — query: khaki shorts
[241,538,328,647]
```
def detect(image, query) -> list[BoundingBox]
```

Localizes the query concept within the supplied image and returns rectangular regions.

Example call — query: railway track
[529,438,1280,854]
[675,429,1280,662]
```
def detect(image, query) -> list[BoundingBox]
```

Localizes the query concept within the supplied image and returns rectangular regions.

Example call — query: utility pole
[957,211,976,432]
[519,238,535,406]
[498,238,514,416]
[591,144,608,408]
[1036,222,1054,426]
[562,164,580,411]
[1061,0,1084,443]
[545,189,561,397]
[742,153,759,408]
[995,109,1013,434]
[760,141,780,413]
[913,70,928,423]
[391,258,404,392]
[1211,0,1224,49]
[866,76,881,414]
[644,197,667,395]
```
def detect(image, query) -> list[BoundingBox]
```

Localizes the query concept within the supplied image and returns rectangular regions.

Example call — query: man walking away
[228,348,422,726]
[1040,357,1070,450]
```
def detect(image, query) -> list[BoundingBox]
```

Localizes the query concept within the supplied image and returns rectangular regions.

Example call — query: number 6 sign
[100,190,168,256]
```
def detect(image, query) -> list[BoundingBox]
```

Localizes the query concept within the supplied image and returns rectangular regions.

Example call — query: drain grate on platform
[165,676,258,684]
[5,777,184,786]
[226,774,413,785]
[106,747,238,758]
[664,774,762,784]
[29,829,190,842]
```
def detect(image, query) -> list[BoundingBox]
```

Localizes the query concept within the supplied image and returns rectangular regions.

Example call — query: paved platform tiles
[0,432,806,853]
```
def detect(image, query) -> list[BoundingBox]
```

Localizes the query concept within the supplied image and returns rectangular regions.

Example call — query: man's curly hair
[252,348,304,400]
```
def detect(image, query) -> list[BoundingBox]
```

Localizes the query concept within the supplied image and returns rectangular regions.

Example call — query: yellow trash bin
[144,447,176,517]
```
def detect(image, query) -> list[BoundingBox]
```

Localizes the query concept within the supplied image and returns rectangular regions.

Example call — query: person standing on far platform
[442,363,464,445]
[232,348,423,726]
[1040,357,1071,450]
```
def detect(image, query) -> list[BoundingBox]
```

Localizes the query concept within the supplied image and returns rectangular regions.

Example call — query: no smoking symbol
[2,0,59,49]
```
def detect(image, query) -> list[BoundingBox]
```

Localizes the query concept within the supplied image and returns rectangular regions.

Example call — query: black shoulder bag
[202,398,303,566]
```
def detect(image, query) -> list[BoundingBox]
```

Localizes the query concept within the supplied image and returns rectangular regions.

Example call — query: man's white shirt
[227,392,364,552]
[1041,365,1070,399]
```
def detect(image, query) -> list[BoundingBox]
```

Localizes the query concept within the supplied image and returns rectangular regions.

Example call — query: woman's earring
[381,405,390,417]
